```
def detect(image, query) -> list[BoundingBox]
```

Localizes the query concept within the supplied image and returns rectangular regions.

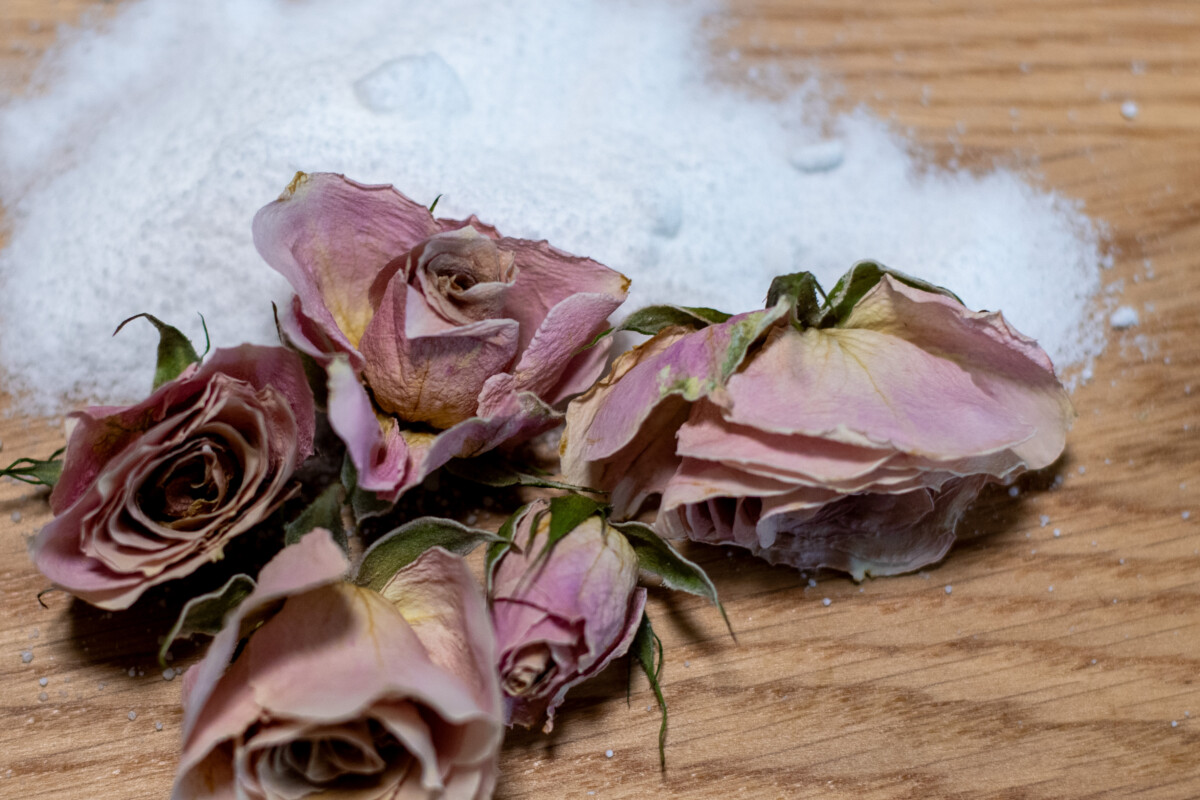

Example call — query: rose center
[272,719,407,788]
[138,439,241,524]
[503,643,556,696]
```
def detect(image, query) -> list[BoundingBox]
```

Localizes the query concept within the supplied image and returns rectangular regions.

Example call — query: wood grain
[2,1,1198,798]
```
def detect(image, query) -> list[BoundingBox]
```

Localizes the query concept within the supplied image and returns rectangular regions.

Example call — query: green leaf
[428,193,443,213]
[820,261,963,327]
[0,447,65,488]
[444,454,604,494]
[765,271,825,328]
[612,521,733,639]
[534,494,607,560]
[618,304,733,335]
[284,483,347,551]
[578,304,733,352]
[484,503,525,594]
[113,313,203,390]
[157,573,255,668]
[355,517,503,591]
[630,611,668,771]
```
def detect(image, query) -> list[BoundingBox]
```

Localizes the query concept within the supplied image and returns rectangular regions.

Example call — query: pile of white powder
[0,0,1107,415]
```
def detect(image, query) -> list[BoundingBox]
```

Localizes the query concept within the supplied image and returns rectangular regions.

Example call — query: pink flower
[253,172,628,500]
[490,499,646,730]
[174,529,503,800]
[31,345,314,610]
[562,270,1074,578]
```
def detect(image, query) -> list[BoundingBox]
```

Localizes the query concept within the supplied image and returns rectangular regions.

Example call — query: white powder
[0,0,1108,414]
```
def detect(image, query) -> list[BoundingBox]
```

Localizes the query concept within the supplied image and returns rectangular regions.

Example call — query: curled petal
[360,271,520,428]
[842,275,1075,468]
[725,326,1035,459]
[326,356,407,493]
[501,237,630,355]
[253,172,441,351]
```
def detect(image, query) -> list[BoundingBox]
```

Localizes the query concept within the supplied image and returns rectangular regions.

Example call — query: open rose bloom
[175,529,503,800]
[253,173,629,501]
[491,500,646,730]
[562,268,1074,579]
[31,345,314,609]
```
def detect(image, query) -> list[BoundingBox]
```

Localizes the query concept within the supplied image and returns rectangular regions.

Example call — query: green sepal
[340,455,396,522]
[532,494,607,562]
[484,504,524,595]
[630,611,668,771]
[355,517,503,592]
[157,573,255,668]
[284,483,347,552]
[1,446,65,488]
[580,304,733,352]
[444,454,603,494]
[820,260,962,327]
[113,313,206,391]
[612,520,733,639]
[765,271,825,329]
[428,194,443,214]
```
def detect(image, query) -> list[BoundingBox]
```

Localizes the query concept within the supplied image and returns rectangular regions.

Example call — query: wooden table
[2,1,1197,798]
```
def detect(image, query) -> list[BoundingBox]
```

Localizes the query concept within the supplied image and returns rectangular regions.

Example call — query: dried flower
[490,499,646,730]
[174,529,503,800]
[562,266,1074,578]
[32,345,314,609]
[253,172,628,500]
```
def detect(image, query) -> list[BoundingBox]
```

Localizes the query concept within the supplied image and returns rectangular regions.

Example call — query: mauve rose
[561,270,1074,579]
[490,499,646,730]
[252,172,629,500]
[174,529,503,800]
[31,345,315,610]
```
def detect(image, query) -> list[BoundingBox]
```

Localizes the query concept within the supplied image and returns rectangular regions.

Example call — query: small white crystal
[1109,306,1139,329]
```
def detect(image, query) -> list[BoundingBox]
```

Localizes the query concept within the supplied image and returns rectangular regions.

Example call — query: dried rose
[562,265,1074,579]
[253,172,629,499]
[31,345,315,610]
[490,498,646,730]
[174,529,503,800]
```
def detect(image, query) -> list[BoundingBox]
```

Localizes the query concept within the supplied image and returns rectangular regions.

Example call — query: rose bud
[31,345,315,610]
[174,529,503,800]
[490,499,647,730]
[562,266,1074,579]
[252,172,629,499]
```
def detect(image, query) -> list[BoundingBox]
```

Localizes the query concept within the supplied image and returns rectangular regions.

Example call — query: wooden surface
[2,1,1198,798]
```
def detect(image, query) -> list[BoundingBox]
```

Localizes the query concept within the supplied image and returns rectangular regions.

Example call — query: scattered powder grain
[0,0,1108,414]
[1110,306,1139,329]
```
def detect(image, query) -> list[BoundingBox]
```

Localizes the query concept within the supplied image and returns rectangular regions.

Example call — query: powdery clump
[0,0,1107,414]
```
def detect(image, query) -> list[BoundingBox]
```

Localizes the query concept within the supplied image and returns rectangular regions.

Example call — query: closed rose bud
[490,499,646,730]
[562,267,1074,579]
